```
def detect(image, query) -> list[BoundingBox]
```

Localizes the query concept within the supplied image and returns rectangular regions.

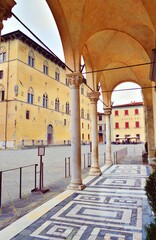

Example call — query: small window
[27,87,34,104]
[43,60,48,75]
[135,121,140,128]
[99,115,102,121]
[125,122,129,128]
[26,110,30,119]
[115,122,119,129]
[65,78,69,86]
[0,85,5,101]
[99,125,102,131]
[88,124,89,129]
[125,110,128,115]
[55,98,59,111]
[82,133,84,140]
[0,90,5,101]
[82,122,84,128]
[135,109,139,115]
[81,108,84,118]
[87,113,90,120]
[43,93,48,108]
[88,134,90,140]
[115,110,118,116]
[64,119,66,126]
[0,70,3,79]
[28,50,35,67]
[0,50,6,63]
[66,102,70,114]
[55,68,60,81]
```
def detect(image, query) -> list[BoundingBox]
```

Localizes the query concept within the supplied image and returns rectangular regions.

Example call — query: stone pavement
[0,164,152,240]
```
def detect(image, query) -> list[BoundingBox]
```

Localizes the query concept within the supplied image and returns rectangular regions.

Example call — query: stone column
[145,105,155,163]
[0,0,16,30]
[104,107,113,165]
[66,72,85,190]
[87,91,102,176]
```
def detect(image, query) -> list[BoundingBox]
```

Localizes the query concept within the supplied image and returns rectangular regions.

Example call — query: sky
[1,0,143,110]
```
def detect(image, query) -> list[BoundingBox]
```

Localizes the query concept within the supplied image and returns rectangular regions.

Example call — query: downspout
[5,40,11,148]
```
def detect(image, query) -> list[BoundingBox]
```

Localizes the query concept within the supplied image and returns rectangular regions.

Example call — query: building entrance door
[47,125,53,145]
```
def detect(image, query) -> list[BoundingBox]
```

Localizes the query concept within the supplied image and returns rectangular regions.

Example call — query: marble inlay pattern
[5,165,152,240]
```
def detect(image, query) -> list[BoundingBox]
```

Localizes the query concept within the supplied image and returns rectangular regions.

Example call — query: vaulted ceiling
[46,0,156,104]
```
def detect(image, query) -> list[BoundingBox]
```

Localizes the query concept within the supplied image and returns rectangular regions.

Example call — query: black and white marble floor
[0,165,152,240]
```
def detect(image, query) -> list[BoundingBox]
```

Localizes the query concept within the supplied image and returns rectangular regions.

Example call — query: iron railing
[0,164,38,207]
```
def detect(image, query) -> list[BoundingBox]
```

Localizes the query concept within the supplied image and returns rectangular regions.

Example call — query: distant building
[97,112,106,143]
[0,30,91,148]
[111,102,145,143]
[97,102,145,144]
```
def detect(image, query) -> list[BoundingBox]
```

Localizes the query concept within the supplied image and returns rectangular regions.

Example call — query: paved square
[2,164,152,240]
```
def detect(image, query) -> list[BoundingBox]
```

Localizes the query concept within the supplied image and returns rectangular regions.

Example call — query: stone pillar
[87,91,102,176]
[0,0,16,30]
[66,72,85,190]
[104,107,113,165]
[145,105,155,163]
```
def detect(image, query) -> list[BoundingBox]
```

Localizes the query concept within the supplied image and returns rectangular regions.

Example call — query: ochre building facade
[0,30,91,148]
[97,102,145,144]
[111,102,145,143]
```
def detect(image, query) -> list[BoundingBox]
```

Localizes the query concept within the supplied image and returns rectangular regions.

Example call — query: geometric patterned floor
[0,165,152,240]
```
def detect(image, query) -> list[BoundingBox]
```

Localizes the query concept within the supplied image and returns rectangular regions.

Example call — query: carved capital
[66,72,83,88]
[104,107,112,115]
[0,0,16,30]
[87,91,100,103]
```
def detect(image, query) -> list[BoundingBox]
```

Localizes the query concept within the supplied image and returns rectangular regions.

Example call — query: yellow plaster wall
[0,36,91,148]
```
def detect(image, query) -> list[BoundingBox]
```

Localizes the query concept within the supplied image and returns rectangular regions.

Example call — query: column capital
[87,91,100,102]
[66,72,83,88]
[104,107,112,115]
[0,0,16,30]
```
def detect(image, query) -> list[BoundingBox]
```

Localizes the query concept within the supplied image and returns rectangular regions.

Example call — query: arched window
[43,93,48,108]
[87,112,90,120]
[55,67,60,81]
[66,102,70,114]
[55,98,60,111]
[28,50,35,67]
[43,60,48,75]
[27,87,34,104]
[81,108,84,118]
[0,46,6,63]
[0,85,5,101]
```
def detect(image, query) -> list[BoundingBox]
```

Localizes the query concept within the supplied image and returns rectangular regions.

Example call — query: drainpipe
[4,40,10,148]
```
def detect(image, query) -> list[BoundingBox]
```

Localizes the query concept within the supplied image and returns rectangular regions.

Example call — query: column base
[89,167,102,176]
[105,159,113,165]
[67,182,86,191]
[148,157,156,165]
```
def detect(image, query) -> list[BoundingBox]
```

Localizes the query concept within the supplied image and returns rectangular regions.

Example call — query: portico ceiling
[46,0,156,99]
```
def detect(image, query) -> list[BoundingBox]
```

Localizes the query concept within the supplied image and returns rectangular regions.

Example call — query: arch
[111,81,143,106]
[47,124,53,145]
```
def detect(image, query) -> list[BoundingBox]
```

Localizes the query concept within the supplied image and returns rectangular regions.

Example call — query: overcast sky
[2,0,143,110]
